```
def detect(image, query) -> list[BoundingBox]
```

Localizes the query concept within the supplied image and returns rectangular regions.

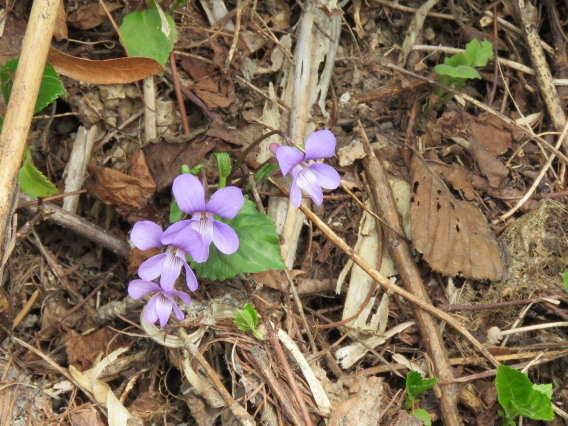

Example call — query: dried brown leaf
[436,111,521,156]
[48,48,163,85]
[86,151,156,209]
[469,140,509,188]
[65,328,125,371]
[67,2,121,30]
[410,156,503,280]
[53,1,68,41]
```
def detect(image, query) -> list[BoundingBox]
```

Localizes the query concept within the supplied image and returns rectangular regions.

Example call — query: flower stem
[227,130,288,184]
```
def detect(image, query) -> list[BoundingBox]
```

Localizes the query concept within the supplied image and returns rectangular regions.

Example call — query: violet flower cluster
[128,175,244,328]
[270,130,340,207]
[127,129,339,327]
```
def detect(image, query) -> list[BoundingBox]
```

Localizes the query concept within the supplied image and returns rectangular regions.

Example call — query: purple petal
[212,221,239,255]
[276,146,304,176]
[163,292,187,321]
[296,168,324,205]
[289,175,302,207]
[171,302,185,321]
[162,222,204,260]
[138,254,166,281]
[144,295,159,324]
[154,294,173,328]
[164,289,192,305]
[206,187,244,219]
[173,174,207,214]
[191,241,211,263]
[128,279,162,299]
[159,250,182,291]
[304,130,336,160]
[131,221,163,250]
[309,163,341,189]
[182,261,199,291]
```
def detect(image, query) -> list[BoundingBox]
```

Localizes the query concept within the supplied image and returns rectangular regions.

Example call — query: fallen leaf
[67,2,121,30]
[429,162,479,201]
[53,1,68,41]
[436,111,521,156]
[70,408,104,426]
[65,328,126,371]
[127,392,166,421]
[468,139,509,188]
[410,156,503,280]
[69,348,134,426]
[48,48,163,85]
[143,138,220,191]
[180,57,236,109]
[86,151,156,209]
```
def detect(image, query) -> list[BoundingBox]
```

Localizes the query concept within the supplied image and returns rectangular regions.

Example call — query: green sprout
[233,304,264,340]
[432,39,493,106]
[404,371,439,426]
[496,365,554,425]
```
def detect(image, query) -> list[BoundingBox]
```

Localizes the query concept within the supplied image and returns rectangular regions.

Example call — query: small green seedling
[0,58,65,198]
[18,146,59,198]
[562,270,568,292]
[496,365,554,425]
[214,152,232,189]
[233,304,264,340]
[404,371,439,426]
[432,39,493,105]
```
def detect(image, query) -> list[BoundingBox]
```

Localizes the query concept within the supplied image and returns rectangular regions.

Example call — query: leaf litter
[1,0,567,425]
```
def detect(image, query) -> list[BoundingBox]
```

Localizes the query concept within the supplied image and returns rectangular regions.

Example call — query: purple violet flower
[131,220,201,291]
[271,130,341,207]
[162,175,245,263]
[128,279,191,328]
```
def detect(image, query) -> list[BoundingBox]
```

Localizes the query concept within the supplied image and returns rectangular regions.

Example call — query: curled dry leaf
[48,48,163,85]
[410,156,503,280]
[86,151,156,209]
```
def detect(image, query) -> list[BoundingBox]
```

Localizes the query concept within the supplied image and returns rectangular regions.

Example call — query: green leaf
[411,409,432,426]
[191,198,285,280]
[170,197,183,223]
[233,303,264,340]
[255,163,279,184]
[562,270,568,292]
[120,8,177,67]
[1,59,65,114]
[406,371,439,400]
[464,39,493,67]
[214,152,232,189]
[444,52,468,67]
[496,365,554,422]
[532,383,553,399]
[433,64,481,80]
[18,146,59,198]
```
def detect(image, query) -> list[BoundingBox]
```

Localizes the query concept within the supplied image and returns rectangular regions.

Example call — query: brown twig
[0,0,61,266]
[169,52,190,135]
[359,124,461,425]
[186,343,256,426]
[439,295,561,312]
[250,345,306,426]
[58,273,114,325]
[267,177,500,368]
[17,192,130,257]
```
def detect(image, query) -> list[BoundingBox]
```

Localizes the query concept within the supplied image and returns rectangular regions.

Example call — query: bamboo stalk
[0,0,61,265]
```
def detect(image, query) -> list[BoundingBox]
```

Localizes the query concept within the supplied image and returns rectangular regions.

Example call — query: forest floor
[0,0,567,424]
